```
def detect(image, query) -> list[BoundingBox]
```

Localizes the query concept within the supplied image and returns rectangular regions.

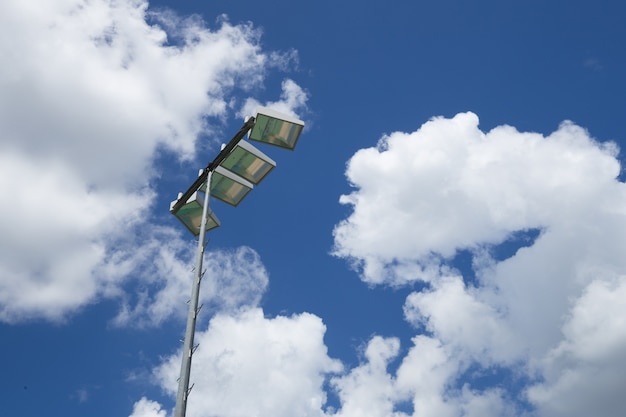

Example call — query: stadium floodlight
[170,191,220,236]
[169,108,304,417]
[219,139,277,185]
[200,165,254,207]
[249,106,304,150]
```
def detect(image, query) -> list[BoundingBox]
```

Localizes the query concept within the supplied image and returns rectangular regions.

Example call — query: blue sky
[1,1,626,417]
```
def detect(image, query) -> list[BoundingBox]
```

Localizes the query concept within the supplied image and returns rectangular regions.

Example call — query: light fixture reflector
[249,106,304,150]
[219,140,276,185]
[170,191,220,236]
[201,166,254,206]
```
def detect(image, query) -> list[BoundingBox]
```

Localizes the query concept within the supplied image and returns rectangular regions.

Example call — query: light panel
[170,191,220,236]
[249,106,304,150]
[219,140,276,185]
[201,166,254,206]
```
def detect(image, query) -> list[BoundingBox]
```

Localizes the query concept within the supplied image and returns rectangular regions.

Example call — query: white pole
[174,170,213,417]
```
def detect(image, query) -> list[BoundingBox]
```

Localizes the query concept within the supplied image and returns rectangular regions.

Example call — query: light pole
[169,107,304,417]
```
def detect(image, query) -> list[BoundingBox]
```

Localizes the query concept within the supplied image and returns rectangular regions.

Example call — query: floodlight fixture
[170,191,220,236]
[219,140,276,185]
[249,106,304,150]
[200,165,254,207]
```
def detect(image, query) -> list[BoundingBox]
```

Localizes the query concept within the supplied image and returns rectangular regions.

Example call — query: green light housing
[201,166,254,207]
[249,106,304,150]
[169,191,220,236]
[219,140,276,185]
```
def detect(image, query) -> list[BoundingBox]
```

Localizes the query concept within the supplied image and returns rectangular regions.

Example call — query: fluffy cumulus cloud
[332,112,626,416]
[111,241,270,327]
[330,336,401,417]
[0,0,307,322]
[149,308,342,417]
[333,112,623,284]
[239,78,309,120]
[130,397,168,417]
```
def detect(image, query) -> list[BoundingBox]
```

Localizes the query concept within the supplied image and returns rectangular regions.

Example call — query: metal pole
[174,170,213,417]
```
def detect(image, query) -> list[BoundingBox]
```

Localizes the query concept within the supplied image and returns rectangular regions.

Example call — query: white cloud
[129,397,167,417]
[332,112,626,416]
[526,276,626,417]
[333,112,621,284]
[403,275,519,364]
[111,243,269,327]
[151,308,342,417]
[402,336,514,417]
[330,336,400,417]
[331,334,516,417]
[0,150,150,322]
[137,318,514,417]
[239,78,309,120]
[0,0,304,322]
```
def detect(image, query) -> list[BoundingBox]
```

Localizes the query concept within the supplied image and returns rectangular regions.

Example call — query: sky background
[1,1,625,417]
